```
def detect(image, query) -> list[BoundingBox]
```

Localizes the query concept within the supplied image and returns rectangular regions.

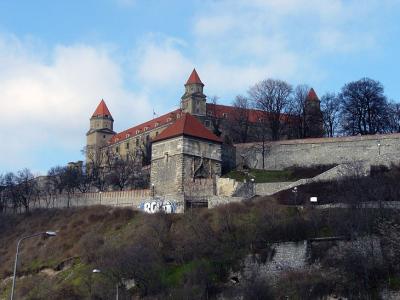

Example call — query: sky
[0,0,399,174]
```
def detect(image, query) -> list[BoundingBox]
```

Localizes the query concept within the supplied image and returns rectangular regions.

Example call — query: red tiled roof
[108,104,297,146]
[153,113,222,143]
[206,103,295,123]
[92,99,112,118]
[185,68,204,85]
[108,109,181,145]
[307,88,319,101]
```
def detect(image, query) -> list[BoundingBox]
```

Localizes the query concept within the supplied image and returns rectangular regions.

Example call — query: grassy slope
[0,201,317,299]
[1,174,399,299]
[223,165,336,183]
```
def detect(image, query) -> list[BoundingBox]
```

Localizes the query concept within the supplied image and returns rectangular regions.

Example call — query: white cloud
[136,35,193,87]
[0,34,151,172]
[130,0,398,105]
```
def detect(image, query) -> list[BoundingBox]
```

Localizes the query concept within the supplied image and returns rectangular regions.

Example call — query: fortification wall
[34,190,184,213]
[236,133,400,170]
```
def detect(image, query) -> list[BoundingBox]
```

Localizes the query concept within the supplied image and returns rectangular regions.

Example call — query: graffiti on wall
[138,198,176,214]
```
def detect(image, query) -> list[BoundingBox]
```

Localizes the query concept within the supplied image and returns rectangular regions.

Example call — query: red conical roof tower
[92,99,113,119]
[185,68,204,86]
[307,88,319,102]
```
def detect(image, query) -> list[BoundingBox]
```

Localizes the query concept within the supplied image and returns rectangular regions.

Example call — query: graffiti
[138,198,176,214]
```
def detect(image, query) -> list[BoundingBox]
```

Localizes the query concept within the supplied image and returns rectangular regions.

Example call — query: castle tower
[86,99,116,162]
[151,113,222,197]
[304,88,324,138]
[181,69,207,116]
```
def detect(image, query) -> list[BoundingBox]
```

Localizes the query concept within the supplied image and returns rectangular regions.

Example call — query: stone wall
[33,190,187,213]
[241,237,381,280]
[236,133,400,170]
[208,196,245,208]
[240,241,308,280]
[255,182,294,196]
[151,136,185,195]
[185,178,215,197]
[151,136,222,196]
[35,189,151,209]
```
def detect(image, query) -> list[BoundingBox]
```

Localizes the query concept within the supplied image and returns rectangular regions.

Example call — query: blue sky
[0,0,399,174]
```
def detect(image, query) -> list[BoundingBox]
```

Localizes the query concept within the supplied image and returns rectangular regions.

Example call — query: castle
[86,69,323,195]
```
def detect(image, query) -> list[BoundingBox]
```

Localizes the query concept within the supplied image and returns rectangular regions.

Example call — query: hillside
[1,182,400,300]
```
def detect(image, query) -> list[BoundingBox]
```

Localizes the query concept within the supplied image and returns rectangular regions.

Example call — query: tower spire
[92,99,113,119]
[306,88,319,102]
[181,69,207,116]
[185,68,204,86]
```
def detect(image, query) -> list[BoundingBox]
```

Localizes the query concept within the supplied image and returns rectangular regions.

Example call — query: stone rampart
[236,133,400,170]
[32,190,188,213]
[185,178,215,196]
[255,182,294,196]
[35,189,151,209]
[208,196,245,208]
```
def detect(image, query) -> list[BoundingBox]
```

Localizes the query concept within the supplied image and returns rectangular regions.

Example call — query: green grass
[223,169,296,183]
[161,260,212,287]
[223,165,336,183]
[389,276,400,290]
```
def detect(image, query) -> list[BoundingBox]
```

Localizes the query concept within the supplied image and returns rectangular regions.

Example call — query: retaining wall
[236,133,400,170]
[33,190,188,213]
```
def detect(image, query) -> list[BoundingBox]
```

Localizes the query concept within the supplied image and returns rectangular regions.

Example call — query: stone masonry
[151,135,222,196]
[236,133,400,170]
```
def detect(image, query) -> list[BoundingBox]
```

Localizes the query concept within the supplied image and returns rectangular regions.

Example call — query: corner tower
[86,99,116,161]
[305,88,324,138]
[181,69,207,116]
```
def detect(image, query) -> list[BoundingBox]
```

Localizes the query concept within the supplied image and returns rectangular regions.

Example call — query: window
[154,122,159,127]
[167,117,172,122]
[144,126,149,131]
[136,130,140,134]
[116,146,119,153]
[222,113,228,118]
[155,131,159,136]
[205,120,211,127]
[126,133,130,138]
[103,135,106,139]
[177,113,181,118]
[126,142,129,149]
[136,139,139,146]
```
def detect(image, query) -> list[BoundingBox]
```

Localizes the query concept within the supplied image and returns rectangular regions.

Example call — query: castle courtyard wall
[236,133,400,170]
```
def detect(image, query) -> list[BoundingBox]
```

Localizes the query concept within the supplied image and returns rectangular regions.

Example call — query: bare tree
[0,174,7,213]
[84,146,112,192]
[228,95,252,143]
[15,169,38,213]
[339,78,389,135]
[289,84,310,138]
[208,96,224,137]
[3,172,19,213]
[387,101,400,133]
[60,166,80,208]
[249,79,293,141]
[106,154,138,190]
[321,92,341,137]
[252,118,271,169]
